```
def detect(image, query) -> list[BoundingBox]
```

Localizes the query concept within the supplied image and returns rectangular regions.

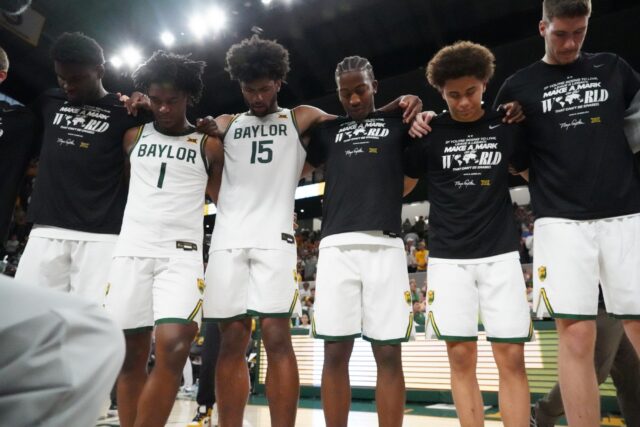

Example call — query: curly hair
[426,41,495,90]
[543,0,591,21]
[132,50,206,104]
[335,56,375,82]
[225,35,290,82]
[50,32,104,65]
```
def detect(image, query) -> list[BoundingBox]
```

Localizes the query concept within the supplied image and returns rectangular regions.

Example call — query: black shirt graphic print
[28,89,149,234]
[404,110,524,260]
[495,52,640,220]
[306,111,409,239]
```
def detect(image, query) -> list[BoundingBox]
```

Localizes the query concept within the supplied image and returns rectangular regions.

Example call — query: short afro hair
[225,35,290,83]
[50,32,104,66]
[132,50,206,104]
[426,41,495,90]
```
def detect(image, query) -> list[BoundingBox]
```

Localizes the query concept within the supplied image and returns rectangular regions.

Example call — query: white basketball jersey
[211,108,305,252]
[114,123,209,258]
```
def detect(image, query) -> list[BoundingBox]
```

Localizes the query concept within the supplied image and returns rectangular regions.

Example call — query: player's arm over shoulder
[122,126,143,154]
[292,105,337,136]
[204,135,224,204]
[214,114,237,136]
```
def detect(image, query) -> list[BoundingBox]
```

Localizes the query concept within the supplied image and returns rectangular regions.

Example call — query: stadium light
[160,31,175,47]
[189,15,208,39]
[121,46,142,69]
[111,56,123,69]
[261,0,273,5]
[207,6,228,33]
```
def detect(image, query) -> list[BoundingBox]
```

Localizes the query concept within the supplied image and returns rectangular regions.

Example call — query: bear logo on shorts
[428,290,435,304]
[538,266,547,282]
[105,282,111,296]
[404,291,411,304]
[197,278,206,294]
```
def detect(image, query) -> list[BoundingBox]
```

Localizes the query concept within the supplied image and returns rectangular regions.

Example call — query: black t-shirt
[495,52,640,220]
[28,89,149,234]
[404,110,523,259]
[306,111,409,239]
[0,101,38,241]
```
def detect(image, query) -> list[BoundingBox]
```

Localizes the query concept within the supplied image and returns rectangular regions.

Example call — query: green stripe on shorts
[362,335,408,345]
[155,318,194,325]
[610,314,640,319]
[246,310,292,318]
[188,299,203,322]
[123,326,153,335]
[314,332,362,341]
[203,313,251,322]
[288,289,299,314]
[552,313,597,320]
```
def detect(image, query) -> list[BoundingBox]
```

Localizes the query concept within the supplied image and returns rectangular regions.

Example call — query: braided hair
[334,56,375,82]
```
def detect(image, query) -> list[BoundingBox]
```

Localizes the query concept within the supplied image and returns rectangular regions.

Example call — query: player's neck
[450,108,484,123]
[542,51,581,66]
[154,118,192,135]
[266,102,280,115]
[84,84,108,103]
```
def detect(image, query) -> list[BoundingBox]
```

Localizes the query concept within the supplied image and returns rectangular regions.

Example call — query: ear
[0,70,7,84]
[96,64,105,79]
[275,79,282,92]
[539,20,547,37]
[372,80,378,94]
[482,82,488,93]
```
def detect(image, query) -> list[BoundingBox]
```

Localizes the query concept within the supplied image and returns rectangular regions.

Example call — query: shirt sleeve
[305,124,327,167]
[508,123,530,172]
[617,55,640,109]
[27,93,47,157]
[403,137,429,179]
[493,77,514,111]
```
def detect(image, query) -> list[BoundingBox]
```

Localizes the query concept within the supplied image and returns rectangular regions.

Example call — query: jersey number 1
[250,140,273,164]
[157,162,167,188]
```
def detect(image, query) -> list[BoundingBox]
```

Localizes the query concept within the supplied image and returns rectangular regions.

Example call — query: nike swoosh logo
[489,124,501,130]
[594,64,605,68]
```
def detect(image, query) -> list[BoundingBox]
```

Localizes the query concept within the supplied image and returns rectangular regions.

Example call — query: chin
[349,112,368,121]
[557,53,579,64]
[66,96,82,105]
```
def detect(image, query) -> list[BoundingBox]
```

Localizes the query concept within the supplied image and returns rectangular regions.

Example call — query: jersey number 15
[250,140,273,164]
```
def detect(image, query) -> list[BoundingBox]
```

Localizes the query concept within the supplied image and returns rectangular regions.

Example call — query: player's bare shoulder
[292,105,337,134]
[215,114,239,136]
[123,125,144,154]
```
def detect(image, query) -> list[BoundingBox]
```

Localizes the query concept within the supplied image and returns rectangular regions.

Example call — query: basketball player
[0,46,38,242]
[303,56,417,427]
[103,51,223,427]
[14,32,149,302]
[200,36,422,427]
[404,42,531,427]
[492,1,640,425]
[14,33,217,305]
